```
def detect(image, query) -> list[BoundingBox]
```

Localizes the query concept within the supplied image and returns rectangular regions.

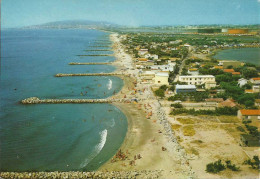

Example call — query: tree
[206,160,226,173]
[155,89,165,98]
[160,85,168,91]
[242,69,258,79]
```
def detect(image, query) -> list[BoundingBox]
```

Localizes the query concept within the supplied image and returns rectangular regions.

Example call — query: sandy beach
[98,34,194,178]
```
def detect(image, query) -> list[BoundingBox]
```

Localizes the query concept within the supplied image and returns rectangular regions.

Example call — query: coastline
[98,33,194,178]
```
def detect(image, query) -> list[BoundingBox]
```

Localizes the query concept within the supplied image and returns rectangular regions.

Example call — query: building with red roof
[237,109,260,120]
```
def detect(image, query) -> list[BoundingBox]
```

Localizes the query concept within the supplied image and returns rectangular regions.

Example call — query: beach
[98,34,194,178]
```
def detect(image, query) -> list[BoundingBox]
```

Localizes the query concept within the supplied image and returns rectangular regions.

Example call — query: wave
[109,118,115,128]
[107,79,112,90]
[79,129,107,168]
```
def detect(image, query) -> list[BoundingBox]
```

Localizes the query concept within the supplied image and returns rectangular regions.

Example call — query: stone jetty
[89,45,111,47]
[0,170,162,179]
[55,73,124,77]
[76,54,113,56]
[69,62,112,65]
[21,97,139,104]
[84,49,112,51]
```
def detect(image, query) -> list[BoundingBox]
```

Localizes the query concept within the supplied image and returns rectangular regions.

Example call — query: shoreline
[98,33,194,178]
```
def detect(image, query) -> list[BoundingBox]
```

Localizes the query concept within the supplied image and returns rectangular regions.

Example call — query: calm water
[214,48,260,66]
[0,29,127,171]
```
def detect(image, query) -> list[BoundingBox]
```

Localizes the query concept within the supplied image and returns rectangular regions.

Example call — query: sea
[0,29,127,171]
[213,48,260,66]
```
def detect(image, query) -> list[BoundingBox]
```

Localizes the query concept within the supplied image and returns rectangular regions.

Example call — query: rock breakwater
[55,73,124,77]
[0,170,162,179]
[69,62,112,65]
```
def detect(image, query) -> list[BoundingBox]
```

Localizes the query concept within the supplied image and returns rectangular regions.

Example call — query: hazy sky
[1,0,260,28]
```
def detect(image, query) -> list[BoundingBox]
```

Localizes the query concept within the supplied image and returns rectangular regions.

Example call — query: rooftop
[240,109,260,116]
[224,69,235,73]
[179,75,215,78]
[176,84,196,89]
[155,72,169,77]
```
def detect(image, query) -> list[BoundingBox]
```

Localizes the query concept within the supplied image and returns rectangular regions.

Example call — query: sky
[1,0,260,28]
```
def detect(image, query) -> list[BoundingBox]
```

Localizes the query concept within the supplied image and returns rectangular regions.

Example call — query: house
[205,98,224,106]
[140,71,155,84]
[240,134,260,147]
[137,58,148,63]
[178,75,216,89]
[205,98,224,103]
[237,109,260,120]
[232,72,241,75]
[238,78,248,87]
[151,65,174,72]
[219,99,237,108]
[223,69,235,73]
[205,81,217,89]
[214,66,223,70]
[188,68,199,76]
[138,49,149,56]
[154,72,169,85]
[252,85,260,93]
[250,78,260,85]
[255,99,260,106]
[245,89,254,93]
[144,54,159,60]
[176,85,196,94]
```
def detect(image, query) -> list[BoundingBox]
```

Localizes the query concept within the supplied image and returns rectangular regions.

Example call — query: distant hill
[24,20,118,29]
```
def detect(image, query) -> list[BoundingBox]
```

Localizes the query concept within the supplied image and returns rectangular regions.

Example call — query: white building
[138,49,149,56]
[154,72,169,85]
[151,64,175,72]
[144,54,159,60]
[238,78,248,87]
[178,75,216,89]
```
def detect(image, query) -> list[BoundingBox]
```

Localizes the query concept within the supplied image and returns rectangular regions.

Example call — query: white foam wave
[107,79,112,90]
[80,129,108,168]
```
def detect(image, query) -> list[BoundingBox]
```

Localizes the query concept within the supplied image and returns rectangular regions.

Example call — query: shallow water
[0,29,127,171]
[214,48,260,66]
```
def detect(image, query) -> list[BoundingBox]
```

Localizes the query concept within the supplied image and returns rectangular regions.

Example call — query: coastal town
[109,29,260,178]
[1,27,260,179]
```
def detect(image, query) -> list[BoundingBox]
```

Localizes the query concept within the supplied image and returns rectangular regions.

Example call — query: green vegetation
[171,103,183,108]
[155,89,165,98]
[225,160,240,171]
[206,160,240,173]
[206,160,226,173]
[154,85,168,98]
[171,107,238,116]
[243,156,260,170]
[168,91,209,102]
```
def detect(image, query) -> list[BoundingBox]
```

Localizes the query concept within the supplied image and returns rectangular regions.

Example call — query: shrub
[171,103,183,108]
[160,85,168,91]
[243,156,260,170]
[206,160,226,173]
[236,126,245,132]
[155,89,165,98]
[225,160,240,171]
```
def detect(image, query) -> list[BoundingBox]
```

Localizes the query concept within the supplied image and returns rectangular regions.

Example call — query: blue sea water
[0,29,127,171]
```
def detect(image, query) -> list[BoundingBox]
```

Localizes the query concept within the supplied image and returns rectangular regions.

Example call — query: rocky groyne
[55,73,124,77]
[76,54,113,56]
[21,97,142,104]
[0,170,162,179]
[69,62,112,65]
[84,49,112,51]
